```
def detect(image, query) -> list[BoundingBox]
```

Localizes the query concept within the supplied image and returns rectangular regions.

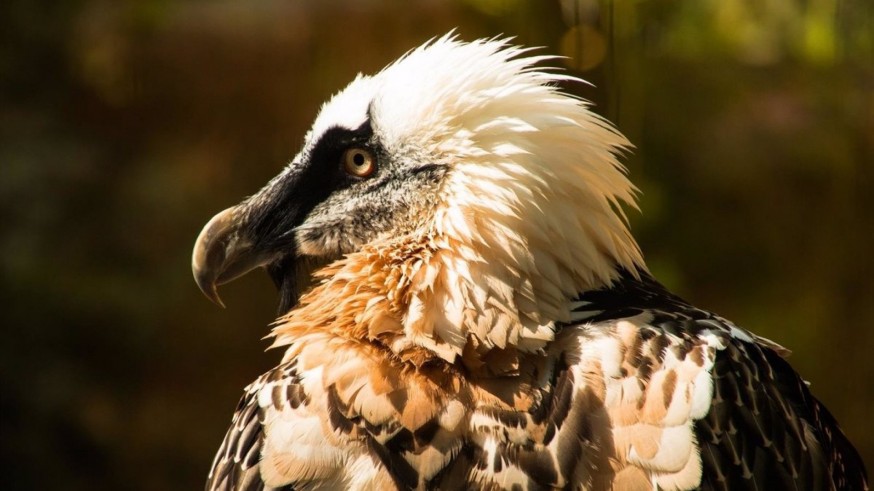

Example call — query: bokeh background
[2,0,872,488]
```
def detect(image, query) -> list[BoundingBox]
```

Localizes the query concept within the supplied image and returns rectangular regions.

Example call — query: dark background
[2,0,871,488]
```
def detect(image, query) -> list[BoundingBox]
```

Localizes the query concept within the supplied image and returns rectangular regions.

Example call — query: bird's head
[193,35,644,366]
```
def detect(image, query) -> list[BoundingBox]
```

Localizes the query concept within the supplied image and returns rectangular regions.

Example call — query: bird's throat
[269,231,574,375]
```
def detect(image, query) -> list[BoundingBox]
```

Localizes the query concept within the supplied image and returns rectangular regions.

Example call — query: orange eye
[343,147,376,178]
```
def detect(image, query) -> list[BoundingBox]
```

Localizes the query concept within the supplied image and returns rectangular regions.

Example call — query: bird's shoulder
[570,269,868,490]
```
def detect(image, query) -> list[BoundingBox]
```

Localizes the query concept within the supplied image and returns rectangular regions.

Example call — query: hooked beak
[192,155,334,312]
[192,206,277,308]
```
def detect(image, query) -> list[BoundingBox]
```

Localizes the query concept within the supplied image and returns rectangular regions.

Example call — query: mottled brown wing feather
[574,270,868,491]
[206,365,297,491]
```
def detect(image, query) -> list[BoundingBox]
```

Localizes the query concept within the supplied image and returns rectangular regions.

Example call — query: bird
[192,35,867,491]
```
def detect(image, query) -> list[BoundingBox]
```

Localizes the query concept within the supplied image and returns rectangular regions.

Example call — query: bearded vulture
[192,35,867,490]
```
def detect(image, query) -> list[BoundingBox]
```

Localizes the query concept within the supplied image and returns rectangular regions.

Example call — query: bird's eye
[343,147,376,178]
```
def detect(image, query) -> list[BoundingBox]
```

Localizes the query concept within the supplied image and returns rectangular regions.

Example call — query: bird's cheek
[294,224,343,258]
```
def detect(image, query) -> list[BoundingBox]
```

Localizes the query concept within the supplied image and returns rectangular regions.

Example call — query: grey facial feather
[294,148,448,258]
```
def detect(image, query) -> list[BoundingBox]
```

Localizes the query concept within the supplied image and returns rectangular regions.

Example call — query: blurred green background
[1,0,871,488]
